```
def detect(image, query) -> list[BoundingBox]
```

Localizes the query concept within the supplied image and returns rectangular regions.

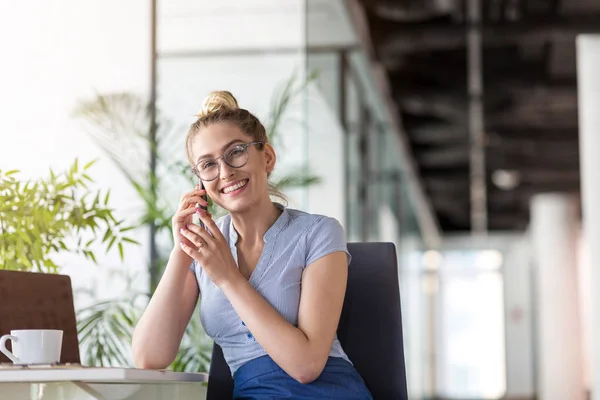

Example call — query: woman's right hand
[172,185,209,257]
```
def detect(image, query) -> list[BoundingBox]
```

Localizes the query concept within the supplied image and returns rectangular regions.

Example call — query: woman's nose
[219,160,235,179]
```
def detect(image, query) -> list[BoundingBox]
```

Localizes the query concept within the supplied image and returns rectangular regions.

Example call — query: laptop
[0,270,81,364]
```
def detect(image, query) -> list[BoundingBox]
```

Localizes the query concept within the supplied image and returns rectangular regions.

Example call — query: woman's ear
[264,143,276,173]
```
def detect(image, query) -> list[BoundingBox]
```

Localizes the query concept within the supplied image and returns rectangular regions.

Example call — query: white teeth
[223,180,247,194]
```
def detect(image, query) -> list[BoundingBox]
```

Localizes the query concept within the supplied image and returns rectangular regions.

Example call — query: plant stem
[149,0,159,293]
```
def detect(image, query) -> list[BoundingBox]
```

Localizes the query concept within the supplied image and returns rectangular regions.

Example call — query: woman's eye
[201,161,217,170]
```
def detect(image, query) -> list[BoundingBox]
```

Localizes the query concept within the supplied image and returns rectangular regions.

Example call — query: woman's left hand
[178,211,241,287]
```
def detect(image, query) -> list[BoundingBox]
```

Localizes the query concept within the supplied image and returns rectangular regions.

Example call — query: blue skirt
[233,355,373,400]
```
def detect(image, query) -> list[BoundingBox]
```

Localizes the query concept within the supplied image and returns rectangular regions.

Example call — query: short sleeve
[305,217,352,267]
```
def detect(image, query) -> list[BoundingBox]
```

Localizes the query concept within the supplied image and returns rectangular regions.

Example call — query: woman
[132,91,373,399]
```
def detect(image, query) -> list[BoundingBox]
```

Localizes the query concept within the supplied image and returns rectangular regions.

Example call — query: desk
[0,366,208,400]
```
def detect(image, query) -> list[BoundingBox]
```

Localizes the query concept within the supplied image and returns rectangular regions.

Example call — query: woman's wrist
[166,248,192,271]
[219,268,245,292]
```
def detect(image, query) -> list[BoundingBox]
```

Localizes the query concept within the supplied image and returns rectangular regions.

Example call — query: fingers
[179,226,206,249]
[197,212,224,242]
[179,236,196,248]
[186,222,217,245]
[179,195,208,210]
[180,190,206,204]
[173,207,196,222]
[181,188,206,200]
[179,241,200,259]
[179,190,208,209]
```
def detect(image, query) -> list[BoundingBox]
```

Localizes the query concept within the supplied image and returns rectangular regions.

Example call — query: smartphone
[193,179,209,229]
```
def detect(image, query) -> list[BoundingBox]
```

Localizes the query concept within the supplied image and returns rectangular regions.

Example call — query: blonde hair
[196,90,239,118]
[186,90,286,204]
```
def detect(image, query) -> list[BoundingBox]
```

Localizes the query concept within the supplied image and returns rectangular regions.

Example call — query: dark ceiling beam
[425,176,470,193]
[401,111,450,127]
[487,214,529,230]
[410,125,468,144]
[434,209,532,231]
[397,88,577,127]
[431,187,577,229]
[486,127,578,140]
[390,73,576,97]
[416,146,470,167]
[517,169,580,184]
[398,95,466,122]
[486,138,579,155]
[395,80,576,99]
[487,189,532,208]
[432,202,470,225]
[487,112,578,130]
[409,126,578,145]
[396,88,577,127]
[421,167,579,184]
[487,150,580,166]
[387,47,549,78]
[422,176,578,205]
[364,0,460,22]
[415,145,579,168]
[431,200,529,228]
[375,14,600,53]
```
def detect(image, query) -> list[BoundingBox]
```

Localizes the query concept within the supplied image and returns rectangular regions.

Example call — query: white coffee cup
[0,329,63,365]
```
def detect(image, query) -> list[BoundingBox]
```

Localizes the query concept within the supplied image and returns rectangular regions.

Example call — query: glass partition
[305,1,429,398]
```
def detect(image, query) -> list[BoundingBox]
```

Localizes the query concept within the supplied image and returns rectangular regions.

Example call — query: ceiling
[358,0,600,232]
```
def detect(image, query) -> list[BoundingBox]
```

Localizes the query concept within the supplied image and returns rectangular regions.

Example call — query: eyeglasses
[192,141,264,181]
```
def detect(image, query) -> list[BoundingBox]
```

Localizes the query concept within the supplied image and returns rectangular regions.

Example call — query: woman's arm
[220,251,348,384]
[132,250,200,369]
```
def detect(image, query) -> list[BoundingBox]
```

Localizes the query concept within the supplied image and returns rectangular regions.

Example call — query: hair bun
[196,90,239,118]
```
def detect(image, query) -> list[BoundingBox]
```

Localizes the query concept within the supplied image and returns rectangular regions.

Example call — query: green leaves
[170,312,212,372]
[265,71,322,192]
[266,69,318,148]
[77,298,141,367]
[0,161,139,273]
[76,294,212,371]
[272,169,322,190]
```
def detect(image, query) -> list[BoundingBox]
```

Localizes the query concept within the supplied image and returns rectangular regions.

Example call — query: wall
[159,0,307,52]
[0,0,151,303]
[503,235,535,399]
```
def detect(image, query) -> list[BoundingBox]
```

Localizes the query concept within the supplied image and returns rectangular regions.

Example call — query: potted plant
[0,159,138,273]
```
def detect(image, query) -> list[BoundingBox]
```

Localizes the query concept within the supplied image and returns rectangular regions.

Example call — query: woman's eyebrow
[196,139,245,162]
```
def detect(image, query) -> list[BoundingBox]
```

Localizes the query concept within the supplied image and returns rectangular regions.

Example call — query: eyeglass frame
[191,141,265,181]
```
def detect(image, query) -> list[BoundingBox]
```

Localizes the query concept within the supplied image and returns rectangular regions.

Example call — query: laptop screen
[0,270,80,364]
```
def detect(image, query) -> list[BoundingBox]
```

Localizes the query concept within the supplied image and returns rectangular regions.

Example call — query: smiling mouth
[221,179,249,194]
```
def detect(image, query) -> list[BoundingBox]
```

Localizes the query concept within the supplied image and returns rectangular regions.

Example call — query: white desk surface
[0,366,209,383]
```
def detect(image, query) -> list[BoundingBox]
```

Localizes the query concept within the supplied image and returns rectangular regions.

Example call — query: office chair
[206,242,409,400]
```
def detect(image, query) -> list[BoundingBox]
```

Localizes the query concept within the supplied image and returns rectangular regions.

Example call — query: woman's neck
[230,196,282,246]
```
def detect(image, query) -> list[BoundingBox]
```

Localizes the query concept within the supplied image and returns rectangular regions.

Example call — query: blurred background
[1,1,599,399]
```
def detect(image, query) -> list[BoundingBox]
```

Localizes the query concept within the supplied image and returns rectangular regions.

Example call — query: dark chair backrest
[207,242,408,400]
[337,242,408,399]
[0,270,81,364]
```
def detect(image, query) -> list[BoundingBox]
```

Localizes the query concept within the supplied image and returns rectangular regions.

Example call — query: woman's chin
[218,195,254,214]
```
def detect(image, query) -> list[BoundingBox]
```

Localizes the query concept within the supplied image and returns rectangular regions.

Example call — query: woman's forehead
[192,123,247,159]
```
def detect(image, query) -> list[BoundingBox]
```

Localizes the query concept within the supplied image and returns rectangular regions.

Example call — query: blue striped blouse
[190,202,352,375]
